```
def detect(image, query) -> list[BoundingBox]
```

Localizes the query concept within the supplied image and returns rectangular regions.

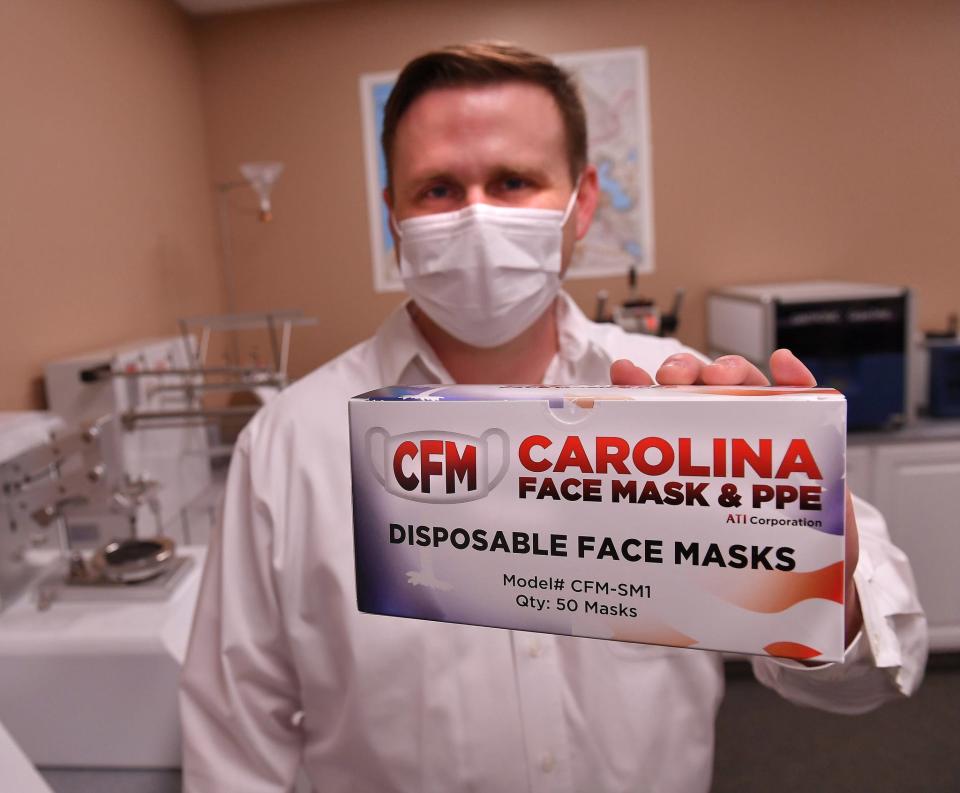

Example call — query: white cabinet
[872,442,960,650]
[845,446,874,503]
[849,433,960,651]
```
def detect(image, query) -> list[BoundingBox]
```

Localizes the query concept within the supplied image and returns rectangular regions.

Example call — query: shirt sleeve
[180,428,303,792]
[750,494,929,714]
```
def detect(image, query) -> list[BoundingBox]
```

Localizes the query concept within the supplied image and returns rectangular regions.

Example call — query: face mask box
[349,385,848,662]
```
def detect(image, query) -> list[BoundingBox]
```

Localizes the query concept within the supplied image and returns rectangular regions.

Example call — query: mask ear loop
[556,175,584,284]
[389,212,412,282]
[561,175,583,225]
[389,212,403,240]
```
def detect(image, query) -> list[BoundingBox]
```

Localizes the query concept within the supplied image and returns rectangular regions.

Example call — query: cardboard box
[349,385,847,661]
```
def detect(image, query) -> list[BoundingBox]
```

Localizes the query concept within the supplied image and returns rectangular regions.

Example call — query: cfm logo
[366,428,509,503]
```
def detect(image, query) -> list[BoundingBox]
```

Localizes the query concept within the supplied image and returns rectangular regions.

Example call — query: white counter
[0,546,205,768]
[0,717,53,792]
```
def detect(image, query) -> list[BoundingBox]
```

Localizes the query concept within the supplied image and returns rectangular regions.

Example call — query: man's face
[386,82,598,271]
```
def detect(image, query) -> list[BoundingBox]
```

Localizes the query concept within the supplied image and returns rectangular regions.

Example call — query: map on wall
[359,47,654,293]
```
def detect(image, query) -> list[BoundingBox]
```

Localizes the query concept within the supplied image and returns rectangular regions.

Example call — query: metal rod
[180,310,311,330]
[280,321,292,377]
[81,366,275,381]
[122,406,260,429]
[178,319,202,371]
[199,327,211,367]
[147,379,283,396]
[121,420,218,431]
[209,445,238,458]
[266,314,282,373]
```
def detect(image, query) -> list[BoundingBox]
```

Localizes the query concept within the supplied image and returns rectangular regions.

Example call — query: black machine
[708,282,912,430]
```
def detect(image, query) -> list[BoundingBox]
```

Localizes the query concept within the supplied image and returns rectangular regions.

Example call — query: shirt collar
[372,292,611,385]
[554,290,607,366]
[373,300,452,385]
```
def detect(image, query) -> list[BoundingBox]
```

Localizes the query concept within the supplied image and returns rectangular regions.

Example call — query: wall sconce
[216,161,284,318]
[238,161,284,223]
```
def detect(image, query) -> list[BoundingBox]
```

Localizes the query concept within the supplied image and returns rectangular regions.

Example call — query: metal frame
[76,312,316,429]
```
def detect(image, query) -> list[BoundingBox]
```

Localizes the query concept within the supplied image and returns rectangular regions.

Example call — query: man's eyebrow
[490,165,551,183]
[407,170,457,186]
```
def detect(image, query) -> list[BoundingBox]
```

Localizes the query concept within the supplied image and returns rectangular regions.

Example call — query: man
[181,43,927,792]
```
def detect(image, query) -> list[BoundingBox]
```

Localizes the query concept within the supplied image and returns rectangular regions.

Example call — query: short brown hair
[382,42,588,191]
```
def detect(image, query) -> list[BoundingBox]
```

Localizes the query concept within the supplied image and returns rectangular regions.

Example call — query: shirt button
[527,639,543,658]
[540,752,556,773]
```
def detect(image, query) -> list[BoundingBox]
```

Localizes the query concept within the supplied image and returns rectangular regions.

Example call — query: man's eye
[502,176,529,191]
[424,185,451,200]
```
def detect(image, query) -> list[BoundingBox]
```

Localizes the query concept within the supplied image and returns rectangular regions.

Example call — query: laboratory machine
[707,281,913,430]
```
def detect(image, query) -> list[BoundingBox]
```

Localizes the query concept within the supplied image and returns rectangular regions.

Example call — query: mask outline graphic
[366,427,509,503]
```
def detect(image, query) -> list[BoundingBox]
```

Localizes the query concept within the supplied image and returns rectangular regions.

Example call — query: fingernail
[715,356,739,368]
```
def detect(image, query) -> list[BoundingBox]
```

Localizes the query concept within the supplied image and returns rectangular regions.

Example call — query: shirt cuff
[765,535,927,695]
[766,625,871,678]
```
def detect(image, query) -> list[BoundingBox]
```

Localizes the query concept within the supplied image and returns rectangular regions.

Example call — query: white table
[0,717,53,792]
[0,547,205,768]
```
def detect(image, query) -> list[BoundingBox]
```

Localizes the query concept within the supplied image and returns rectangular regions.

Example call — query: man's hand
[610,347,814,388]
[610,348,863,649]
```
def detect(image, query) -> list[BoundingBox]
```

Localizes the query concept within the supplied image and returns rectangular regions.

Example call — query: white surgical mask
[393,185,580,348]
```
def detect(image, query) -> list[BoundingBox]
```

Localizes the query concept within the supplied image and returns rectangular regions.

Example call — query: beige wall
[195,0,960,379]
[1,0,222,410]
[3,0,958,411]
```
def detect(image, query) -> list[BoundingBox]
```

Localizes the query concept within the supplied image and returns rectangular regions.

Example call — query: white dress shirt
[180,293,928,793]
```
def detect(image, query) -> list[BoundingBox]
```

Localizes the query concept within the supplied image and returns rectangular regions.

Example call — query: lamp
[238,161,284,222]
